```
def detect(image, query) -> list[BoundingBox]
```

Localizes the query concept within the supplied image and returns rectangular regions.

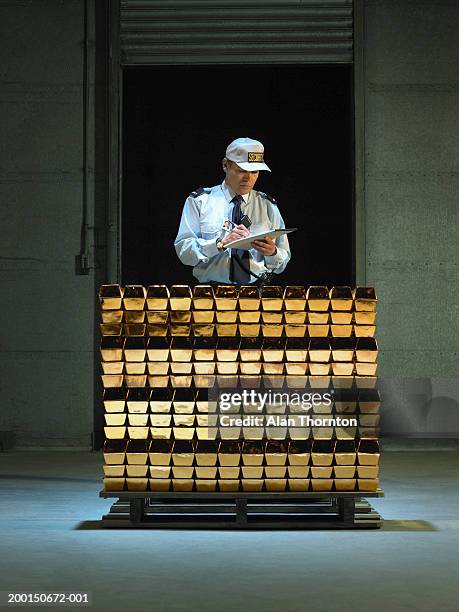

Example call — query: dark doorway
[122,65,353,287]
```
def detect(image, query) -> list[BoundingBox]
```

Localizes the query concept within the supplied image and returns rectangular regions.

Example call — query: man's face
[223,158,259,195]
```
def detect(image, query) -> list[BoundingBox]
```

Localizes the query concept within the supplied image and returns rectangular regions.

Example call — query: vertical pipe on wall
[353,0,366,285]
[107,0,121,282]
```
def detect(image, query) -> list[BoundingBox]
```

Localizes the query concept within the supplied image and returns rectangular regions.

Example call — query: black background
[122,65,353,287]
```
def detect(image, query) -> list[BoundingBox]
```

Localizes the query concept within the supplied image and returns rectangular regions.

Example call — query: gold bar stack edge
[101,284,380,493]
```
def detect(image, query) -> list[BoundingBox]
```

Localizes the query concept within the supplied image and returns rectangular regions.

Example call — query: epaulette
[259,191,277,205]
[190,187,211,198]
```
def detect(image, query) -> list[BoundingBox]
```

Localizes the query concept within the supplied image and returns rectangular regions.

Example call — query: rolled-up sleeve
[174,197,219,267]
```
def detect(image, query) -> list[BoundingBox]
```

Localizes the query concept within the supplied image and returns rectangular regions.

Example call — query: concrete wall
[363,0,459,436]
[0,0,103,448]
[1,0,457,447]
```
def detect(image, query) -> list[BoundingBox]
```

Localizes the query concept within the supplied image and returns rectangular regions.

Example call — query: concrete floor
[1,451,459,612]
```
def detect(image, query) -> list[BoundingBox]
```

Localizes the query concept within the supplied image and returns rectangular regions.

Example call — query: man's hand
[251,236,277,256]
[221,224,250,247]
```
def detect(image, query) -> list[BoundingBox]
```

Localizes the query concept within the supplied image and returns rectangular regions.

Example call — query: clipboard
[225,228,298,251]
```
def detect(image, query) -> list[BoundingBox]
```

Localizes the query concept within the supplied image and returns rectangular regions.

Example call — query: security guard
[174,137,291,285]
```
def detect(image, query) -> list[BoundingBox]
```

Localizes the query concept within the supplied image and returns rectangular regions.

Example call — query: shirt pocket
[200,221,221,240]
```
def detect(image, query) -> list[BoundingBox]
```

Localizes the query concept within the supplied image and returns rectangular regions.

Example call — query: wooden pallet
[100,490,384,529]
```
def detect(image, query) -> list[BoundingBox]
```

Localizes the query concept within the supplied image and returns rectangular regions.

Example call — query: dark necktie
[229,195,251,284]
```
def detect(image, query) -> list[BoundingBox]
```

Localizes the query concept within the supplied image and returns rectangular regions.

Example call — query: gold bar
[334,479,356,491]
[309,363,331,375]
[310,479,333,492]
[238,323,261,336]
[126,465,148,478]
[195,479,217,492]
[104,388,125,413]
[265,479,287,491]
[262,363,284,375]
[241,479,264,492]
[308,312,329,324]
[216,323,238,336]
[101,310,123,323]
[170,337,192,361]
[192,310,214,323]
[214,285,238,310]
[127,426,149,439]
[308,375,331,388]
[285,363,308,375]
[192,284,214,310]
[355,376,378,388]
[104,426,126,439]
[149,466,171,479]
[308,324,330,337]
[262,312,283,323]
[218,441,240,465]
[216,337,240,361]
[148,386,172,405]
[334,439,357,465]
[357,439,380,465]
[264,466,287,478]
[218,480,240,491]
[193,374,216,388]
[355,363,378,376]
[306,286,330,311]
[283,286,306,310]
[170,362,193,374]
[357,465,379,479]
[239,311,261,323]
[192,324,215,336]
[147,362,169,375]
[242,466,264,479]
[149,479,171,491]
[103,478,125,491]
[196,427,218,440]
[241,440,264,466]
[218,426,241,439]
[261,286,283,311]
[308,338,330,362]
[331,362,354,376]
[355,337,378,362]
[311,440,334,466]
[172,466,194,478]
[124,310,145,324]
[146,285,169,310]
[358,479,379,492]
[124,323,146,336]
[285,324,307,337]
[100,323,122,336]
[216,362,239,375]
[147,310,169,324]
[172,440,194,465]
[285,338,308,362]
[330,286,353,311]
[103,440,125,465]
[354,287,377,312]
[216,310,238,323]
[354,311,377,325]
[285,375,308,389]
[334,466,356,478]
[219,467,240,479]
[150,427,172,439]
[172,388,195,413]
[193,337,217,361]
[239,375,262,388]
[147,375,169,387]
[147,323,168,336]
[239,337,262,361]
[149,439,173,466]
[331,311,353,324]
[170,311,192,323]
[331,325,353,337]
[150,415,172,427]
[358,389,381,414]
[216,375,239,388]
[124,374,147,387]
[265,440,288,465]
[123,285,146,310]
[262,338,285,362]
[287,465,309,478]
[193,362,216,375]
[284,311,307,324]
[146,337,169,361]
[101,375,123,388]
[99,285,123,311]
[354,325,376,337]
[262,323,283,336]
[102,362,123,375]
[103,465,125,477]
[169,285,192,310]
[238,285,260,310]
[105,413,126,426]
[288,479,310,491]
[123,337,146,362]
[310,466,333,478]
[195,440,218,466]
[173,414,195,427]
[172,479,194,491]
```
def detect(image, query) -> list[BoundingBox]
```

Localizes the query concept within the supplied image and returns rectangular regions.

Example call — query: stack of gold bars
[101,285,380,494]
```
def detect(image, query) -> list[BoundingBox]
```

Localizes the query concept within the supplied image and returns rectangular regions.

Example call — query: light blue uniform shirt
[174,181,291,283]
